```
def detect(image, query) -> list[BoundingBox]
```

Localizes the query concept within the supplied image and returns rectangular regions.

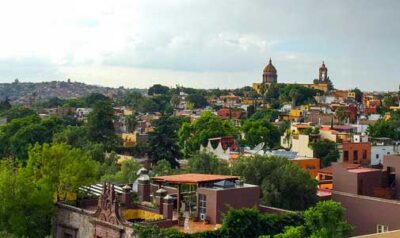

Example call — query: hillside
[0,80,132,105]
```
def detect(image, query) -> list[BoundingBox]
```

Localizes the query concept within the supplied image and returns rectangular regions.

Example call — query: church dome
[263,58,277,73]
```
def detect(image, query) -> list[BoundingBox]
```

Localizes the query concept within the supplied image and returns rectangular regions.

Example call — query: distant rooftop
[152,173,239,185]
[348,168,381,174]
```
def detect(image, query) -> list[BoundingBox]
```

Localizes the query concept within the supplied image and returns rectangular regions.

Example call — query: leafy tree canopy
[311,139,340,167]
[148,84,170,96]
[367,111,400,140]
[148,115,188,168]
[26,143,99,201]
[187,152,230,175]
[186,94,208,109]
[0,160,54,237]
[1,107,37,122]
[232,155,317,210]
[178,111,239,156]
[242,117,280,149]
[86,100,119,150]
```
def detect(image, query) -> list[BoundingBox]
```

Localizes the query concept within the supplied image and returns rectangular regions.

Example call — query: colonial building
[252,59,331,95]
[253,58,278,93]
[56,170,279,236]
[302,61,330,93]
[332,155,400,236]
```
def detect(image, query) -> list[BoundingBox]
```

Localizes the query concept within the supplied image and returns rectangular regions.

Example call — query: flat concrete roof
[152,173,239,185]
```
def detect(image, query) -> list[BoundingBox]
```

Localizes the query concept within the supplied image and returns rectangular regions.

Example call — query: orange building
[342,142,371,165]
[290,158,320,178]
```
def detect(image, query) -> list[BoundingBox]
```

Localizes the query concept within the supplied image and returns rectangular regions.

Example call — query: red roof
[152,173,240,184]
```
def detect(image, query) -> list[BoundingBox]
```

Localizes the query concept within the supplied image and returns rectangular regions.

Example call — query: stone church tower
[318,61,328,82]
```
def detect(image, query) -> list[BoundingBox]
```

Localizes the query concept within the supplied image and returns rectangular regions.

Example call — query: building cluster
[56,170,270,237]
[35,57,400,237]
[0,80,130,106]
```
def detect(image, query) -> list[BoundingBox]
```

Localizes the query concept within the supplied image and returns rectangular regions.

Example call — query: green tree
[187,152,230,174]
[382,94,398,111]
[101,159,140,184]
[232,156,317,210]
[220,208,304,238]
[26,143,99,201]
[303,201,351,238]
[220,208,263,238]
[367,112,400,140]
[335,107,347,124]
[274,226,305,238]
[170,95,181,109]
[352,88,363,104]
[0,98,11,113]
[242,118,280,149]
[150,159,175,177]
[125,114,137,133]
[86,100,119,150]
[84,93,110,107]
[0,115,40,158]
[53,125,87,148]
[0,115,64,161]
[148,116,188,168]
[311,140,339,167]
[0,161,54,237]
[148,84,170,96]
[9,123,48,160]
[250,108,279,122]
[1,107,37,122]
[289,89,301,107]
[178,111,239,156]
[38,96,65,108]
[186,94,208,109]
[124,91,144,110]
[139,95,173,114]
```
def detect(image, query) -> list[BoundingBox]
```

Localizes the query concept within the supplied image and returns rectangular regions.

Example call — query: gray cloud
[0,0,399,90]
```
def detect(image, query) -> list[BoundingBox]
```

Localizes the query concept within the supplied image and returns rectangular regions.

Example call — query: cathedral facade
[252,59,331,94]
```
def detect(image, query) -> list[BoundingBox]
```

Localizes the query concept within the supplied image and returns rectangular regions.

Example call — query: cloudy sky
[0,0,399,91]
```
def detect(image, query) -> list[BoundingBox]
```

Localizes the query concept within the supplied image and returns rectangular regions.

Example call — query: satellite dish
[253,143,265,153]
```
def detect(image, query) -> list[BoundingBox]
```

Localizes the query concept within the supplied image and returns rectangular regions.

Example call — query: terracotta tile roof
[152,173,239,184]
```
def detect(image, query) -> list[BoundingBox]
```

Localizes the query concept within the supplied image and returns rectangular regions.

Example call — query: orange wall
[342,142,371,165]
[291,158,321,178]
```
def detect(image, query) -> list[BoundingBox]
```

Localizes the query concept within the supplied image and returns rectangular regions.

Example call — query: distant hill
[0,81,141,105]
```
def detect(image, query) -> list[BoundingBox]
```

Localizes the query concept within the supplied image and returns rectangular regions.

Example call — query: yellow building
[252,60,332,95]
[389,106,400,112]
[302,83,329,93]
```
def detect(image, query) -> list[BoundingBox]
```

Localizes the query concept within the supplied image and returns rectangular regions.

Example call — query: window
[377,224,389,233]
[198,194,207,220]
[344,151,349,162]
[363,150,367,160]
[376,154,379,159]
[353,150,358,162]
[63,234,73,238]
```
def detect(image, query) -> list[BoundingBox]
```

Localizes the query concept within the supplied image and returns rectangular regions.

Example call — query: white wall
[371,145,399,165]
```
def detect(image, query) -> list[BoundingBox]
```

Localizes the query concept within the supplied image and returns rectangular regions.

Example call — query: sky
[0,0,399,91]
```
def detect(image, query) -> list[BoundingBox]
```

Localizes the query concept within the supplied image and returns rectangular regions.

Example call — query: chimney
[163,195,174,220]
[121,184,132,207]
[155,188,167,214]
[137,168,151,202]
